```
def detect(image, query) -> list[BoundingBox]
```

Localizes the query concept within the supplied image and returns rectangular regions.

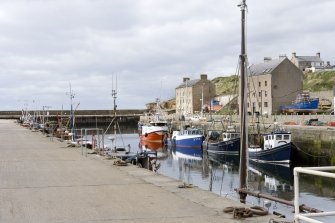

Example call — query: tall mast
[68,83,75,142]
[112,74,117,150]
[238,0,248,203]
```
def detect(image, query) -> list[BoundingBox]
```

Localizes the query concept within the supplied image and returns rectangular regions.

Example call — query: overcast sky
[0,0,334,111]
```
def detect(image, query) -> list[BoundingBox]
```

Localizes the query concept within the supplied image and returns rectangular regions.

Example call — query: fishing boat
[280,91,319,113]
[139,120,169,142]
[205,125,240,156]
[138,98,169,143]
[248,126,293,164]
[172,128,204,148]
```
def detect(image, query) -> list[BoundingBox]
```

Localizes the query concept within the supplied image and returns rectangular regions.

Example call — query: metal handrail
[294,166,335,223]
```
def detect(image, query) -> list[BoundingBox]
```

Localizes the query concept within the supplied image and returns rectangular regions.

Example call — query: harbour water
[102,132,335,222]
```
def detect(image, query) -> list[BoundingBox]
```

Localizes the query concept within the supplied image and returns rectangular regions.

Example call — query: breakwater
[0,109,145,126]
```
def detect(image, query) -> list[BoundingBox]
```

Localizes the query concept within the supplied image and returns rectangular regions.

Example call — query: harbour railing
[294,166,335,223]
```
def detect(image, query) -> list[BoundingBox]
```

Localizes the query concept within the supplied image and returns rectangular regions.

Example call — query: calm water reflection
[104,133,335,222]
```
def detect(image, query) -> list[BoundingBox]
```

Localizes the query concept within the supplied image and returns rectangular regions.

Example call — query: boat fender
[144,133,148,137]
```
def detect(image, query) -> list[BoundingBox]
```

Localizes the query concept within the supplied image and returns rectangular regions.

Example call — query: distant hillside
[212,75,239,95]
[303,71,335,92]
[212,71,335,95]
[156,71,334,111]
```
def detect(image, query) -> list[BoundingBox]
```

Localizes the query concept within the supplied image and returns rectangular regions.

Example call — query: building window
[259,92,261,97]
[247,102,249,108]
[264,102,268,107]
[258,102,261,108]
[264,91,268,97]
[258,82,261,87]
[265,81,267,86]
[253,92,256,97]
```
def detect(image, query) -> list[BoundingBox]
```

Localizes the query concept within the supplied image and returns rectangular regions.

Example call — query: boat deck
[0,119,282,223]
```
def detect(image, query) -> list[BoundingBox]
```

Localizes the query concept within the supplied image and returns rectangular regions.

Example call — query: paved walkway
[0,120,280,223]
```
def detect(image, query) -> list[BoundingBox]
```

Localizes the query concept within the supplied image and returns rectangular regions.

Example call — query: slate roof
[176,79,200,89]
[294,56,323,62]
[248,58,284,76]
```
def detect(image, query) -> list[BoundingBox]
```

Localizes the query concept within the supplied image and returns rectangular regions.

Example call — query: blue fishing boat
[248,128,292,164]
[205,125,240,156]
[280,91,319,113]
[172,128,204,148]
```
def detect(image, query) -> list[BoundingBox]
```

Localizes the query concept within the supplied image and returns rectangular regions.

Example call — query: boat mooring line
[295,144,329,158]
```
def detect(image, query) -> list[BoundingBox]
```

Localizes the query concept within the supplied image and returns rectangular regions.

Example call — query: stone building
[291,52,325,72]
[175,74,215,116]
[247,57,304,115]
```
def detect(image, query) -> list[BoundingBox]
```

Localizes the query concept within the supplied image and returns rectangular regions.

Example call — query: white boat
[138,98,169,142]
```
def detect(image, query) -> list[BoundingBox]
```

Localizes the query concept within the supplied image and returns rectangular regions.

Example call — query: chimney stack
[316,52,320,58]
[264,57,272,63]
[183,77,190,83]
[200,74,207,80]
[292,52,296,58]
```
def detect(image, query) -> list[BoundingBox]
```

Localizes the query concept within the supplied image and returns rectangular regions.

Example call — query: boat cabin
[222,132,240,142]
[179,128,204,136]
[263,132,291,149]
[222,126,240,142]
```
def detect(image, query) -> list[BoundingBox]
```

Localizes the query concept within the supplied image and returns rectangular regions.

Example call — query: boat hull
[280,94,319,113]
[249,142,292,164]
[140,130,167,142]
[206,138,240,156]
[174,135,204,148]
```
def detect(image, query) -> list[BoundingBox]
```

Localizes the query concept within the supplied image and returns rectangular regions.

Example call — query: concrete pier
[0,120,278,223]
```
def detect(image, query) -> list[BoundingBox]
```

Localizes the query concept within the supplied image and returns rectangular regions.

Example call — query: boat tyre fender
[144,133,148,137]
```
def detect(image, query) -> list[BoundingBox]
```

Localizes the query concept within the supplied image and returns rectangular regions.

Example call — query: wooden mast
[238,0,248,203]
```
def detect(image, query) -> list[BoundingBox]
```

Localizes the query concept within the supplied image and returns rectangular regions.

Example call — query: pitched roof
[176,79,200,89]
[294,56,323,62]
[249,58,284,76]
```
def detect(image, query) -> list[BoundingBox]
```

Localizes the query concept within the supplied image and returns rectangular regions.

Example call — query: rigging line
[272,88,303,99]
[116,120,126,147]
[104,117,116,135]
[247,68,270,133]
[295,144,329,158]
